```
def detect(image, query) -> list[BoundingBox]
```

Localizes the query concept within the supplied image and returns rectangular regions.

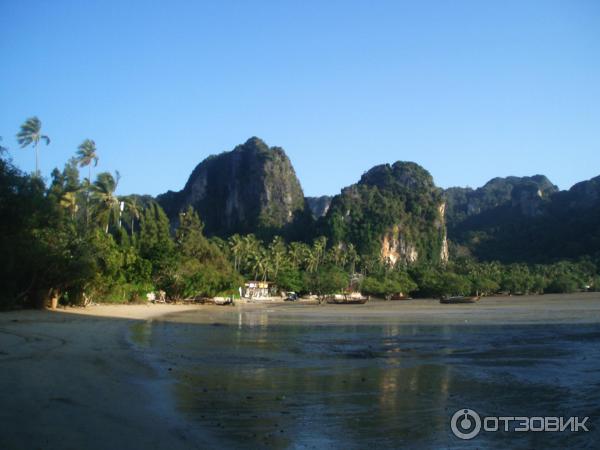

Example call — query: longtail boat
[439,296,480,304]
[326,295,369,305]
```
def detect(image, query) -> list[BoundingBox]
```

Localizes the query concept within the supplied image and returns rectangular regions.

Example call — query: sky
[1,0,599,197]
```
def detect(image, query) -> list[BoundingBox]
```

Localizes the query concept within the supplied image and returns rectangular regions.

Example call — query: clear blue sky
[1,0,599,197]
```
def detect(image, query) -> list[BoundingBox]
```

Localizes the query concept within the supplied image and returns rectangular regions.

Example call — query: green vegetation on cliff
[320,162,447,264]
[445,175,600,263]
[1,119,600,310]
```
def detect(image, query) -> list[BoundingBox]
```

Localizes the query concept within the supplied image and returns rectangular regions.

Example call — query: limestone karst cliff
[444,175,558,229]
[305,195,332,219]
[157,137,305,237]
[444,174,600,262]
[320,162,449,265]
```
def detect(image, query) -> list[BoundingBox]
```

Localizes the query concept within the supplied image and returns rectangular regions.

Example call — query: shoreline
[2,294,600,449]
[0,304,210,450]
[157,292,600,326]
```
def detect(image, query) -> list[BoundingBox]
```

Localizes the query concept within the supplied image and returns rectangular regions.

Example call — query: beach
[0,304,208,450]
[1,294,600,449]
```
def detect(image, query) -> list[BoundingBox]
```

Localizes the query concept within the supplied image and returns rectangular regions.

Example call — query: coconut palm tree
[268,236,287,279]
[76,139,99,184]
[288,242,307,269]
[250,247,271,281]
[307,236,327,273]
[228,234,244,272]
[76,139,99,225]
[91,171,121,233]
[327,245,347,267]
[241,234,261,275]
[16,117,50,176]
[124,196,141,234]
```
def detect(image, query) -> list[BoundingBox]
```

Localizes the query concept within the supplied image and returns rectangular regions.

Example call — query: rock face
[510,182,548,217]
[380,225,419,264]
[445,173,600,262]
[321,161,448,265]
[157,137,305,237]
[567,175,600,209]
[305,195,332,219]
[444,175,558,228]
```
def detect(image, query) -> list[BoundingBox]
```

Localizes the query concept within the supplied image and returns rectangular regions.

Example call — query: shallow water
[137,305,600,449]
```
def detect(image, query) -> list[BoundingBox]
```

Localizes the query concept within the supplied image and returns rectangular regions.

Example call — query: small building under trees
[241,281,278,299]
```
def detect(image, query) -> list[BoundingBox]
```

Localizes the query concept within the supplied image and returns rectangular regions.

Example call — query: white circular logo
[451,409,482,440]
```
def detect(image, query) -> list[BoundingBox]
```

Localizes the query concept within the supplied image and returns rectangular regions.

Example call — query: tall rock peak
[322,160,448,265]
[157,137,305,237]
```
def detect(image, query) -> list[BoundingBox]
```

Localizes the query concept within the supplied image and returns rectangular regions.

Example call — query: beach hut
[242,281,277,299]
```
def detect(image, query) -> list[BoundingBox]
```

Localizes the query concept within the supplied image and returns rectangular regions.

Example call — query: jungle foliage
[1,121,599,310]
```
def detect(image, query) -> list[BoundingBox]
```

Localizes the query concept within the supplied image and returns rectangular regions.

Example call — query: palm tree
[305,249,320,273]
[91,171,121,233]
[241,234,260,275]
[307,236,327,273]
[268,236,287,279]
[76,139,99,184]
[228,234,244,272]
[288,242,308,269]
[76,139,99,225]
[250,247,271,281]
[59,191,79,219]
[124,196,141,234]
[16,117,50,176]
[327,245,347,267]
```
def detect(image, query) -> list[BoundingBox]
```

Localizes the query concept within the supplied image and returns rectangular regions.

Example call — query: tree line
[1,117,599,309]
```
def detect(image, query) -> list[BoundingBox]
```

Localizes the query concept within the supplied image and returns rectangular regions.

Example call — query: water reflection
[146,319,600,449]
[129,320,152,347]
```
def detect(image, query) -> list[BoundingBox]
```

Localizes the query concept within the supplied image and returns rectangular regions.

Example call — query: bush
[303,265,348,296]
[546,274,580,294]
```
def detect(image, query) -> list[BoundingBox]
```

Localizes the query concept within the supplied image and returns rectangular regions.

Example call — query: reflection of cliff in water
[146,320,600,449]
[160,324,455,447]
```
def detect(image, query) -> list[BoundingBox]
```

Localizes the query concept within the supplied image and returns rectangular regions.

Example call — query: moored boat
[326,294,369,305]
[439,295,480,304]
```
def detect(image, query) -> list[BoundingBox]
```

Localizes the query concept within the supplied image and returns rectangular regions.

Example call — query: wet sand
[1,294,600,449]
[150,293,600,449]
[0,304,208,450]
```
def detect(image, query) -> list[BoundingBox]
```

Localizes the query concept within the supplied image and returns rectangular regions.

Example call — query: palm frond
[16,117,43,147]
[76,139,98,167]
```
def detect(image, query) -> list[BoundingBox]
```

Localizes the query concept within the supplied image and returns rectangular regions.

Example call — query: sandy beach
[0,304,207,450]
[1,294,600,449]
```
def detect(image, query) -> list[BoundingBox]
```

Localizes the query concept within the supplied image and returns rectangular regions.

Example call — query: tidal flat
[139,294,600,449]
[1,295,600,449]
